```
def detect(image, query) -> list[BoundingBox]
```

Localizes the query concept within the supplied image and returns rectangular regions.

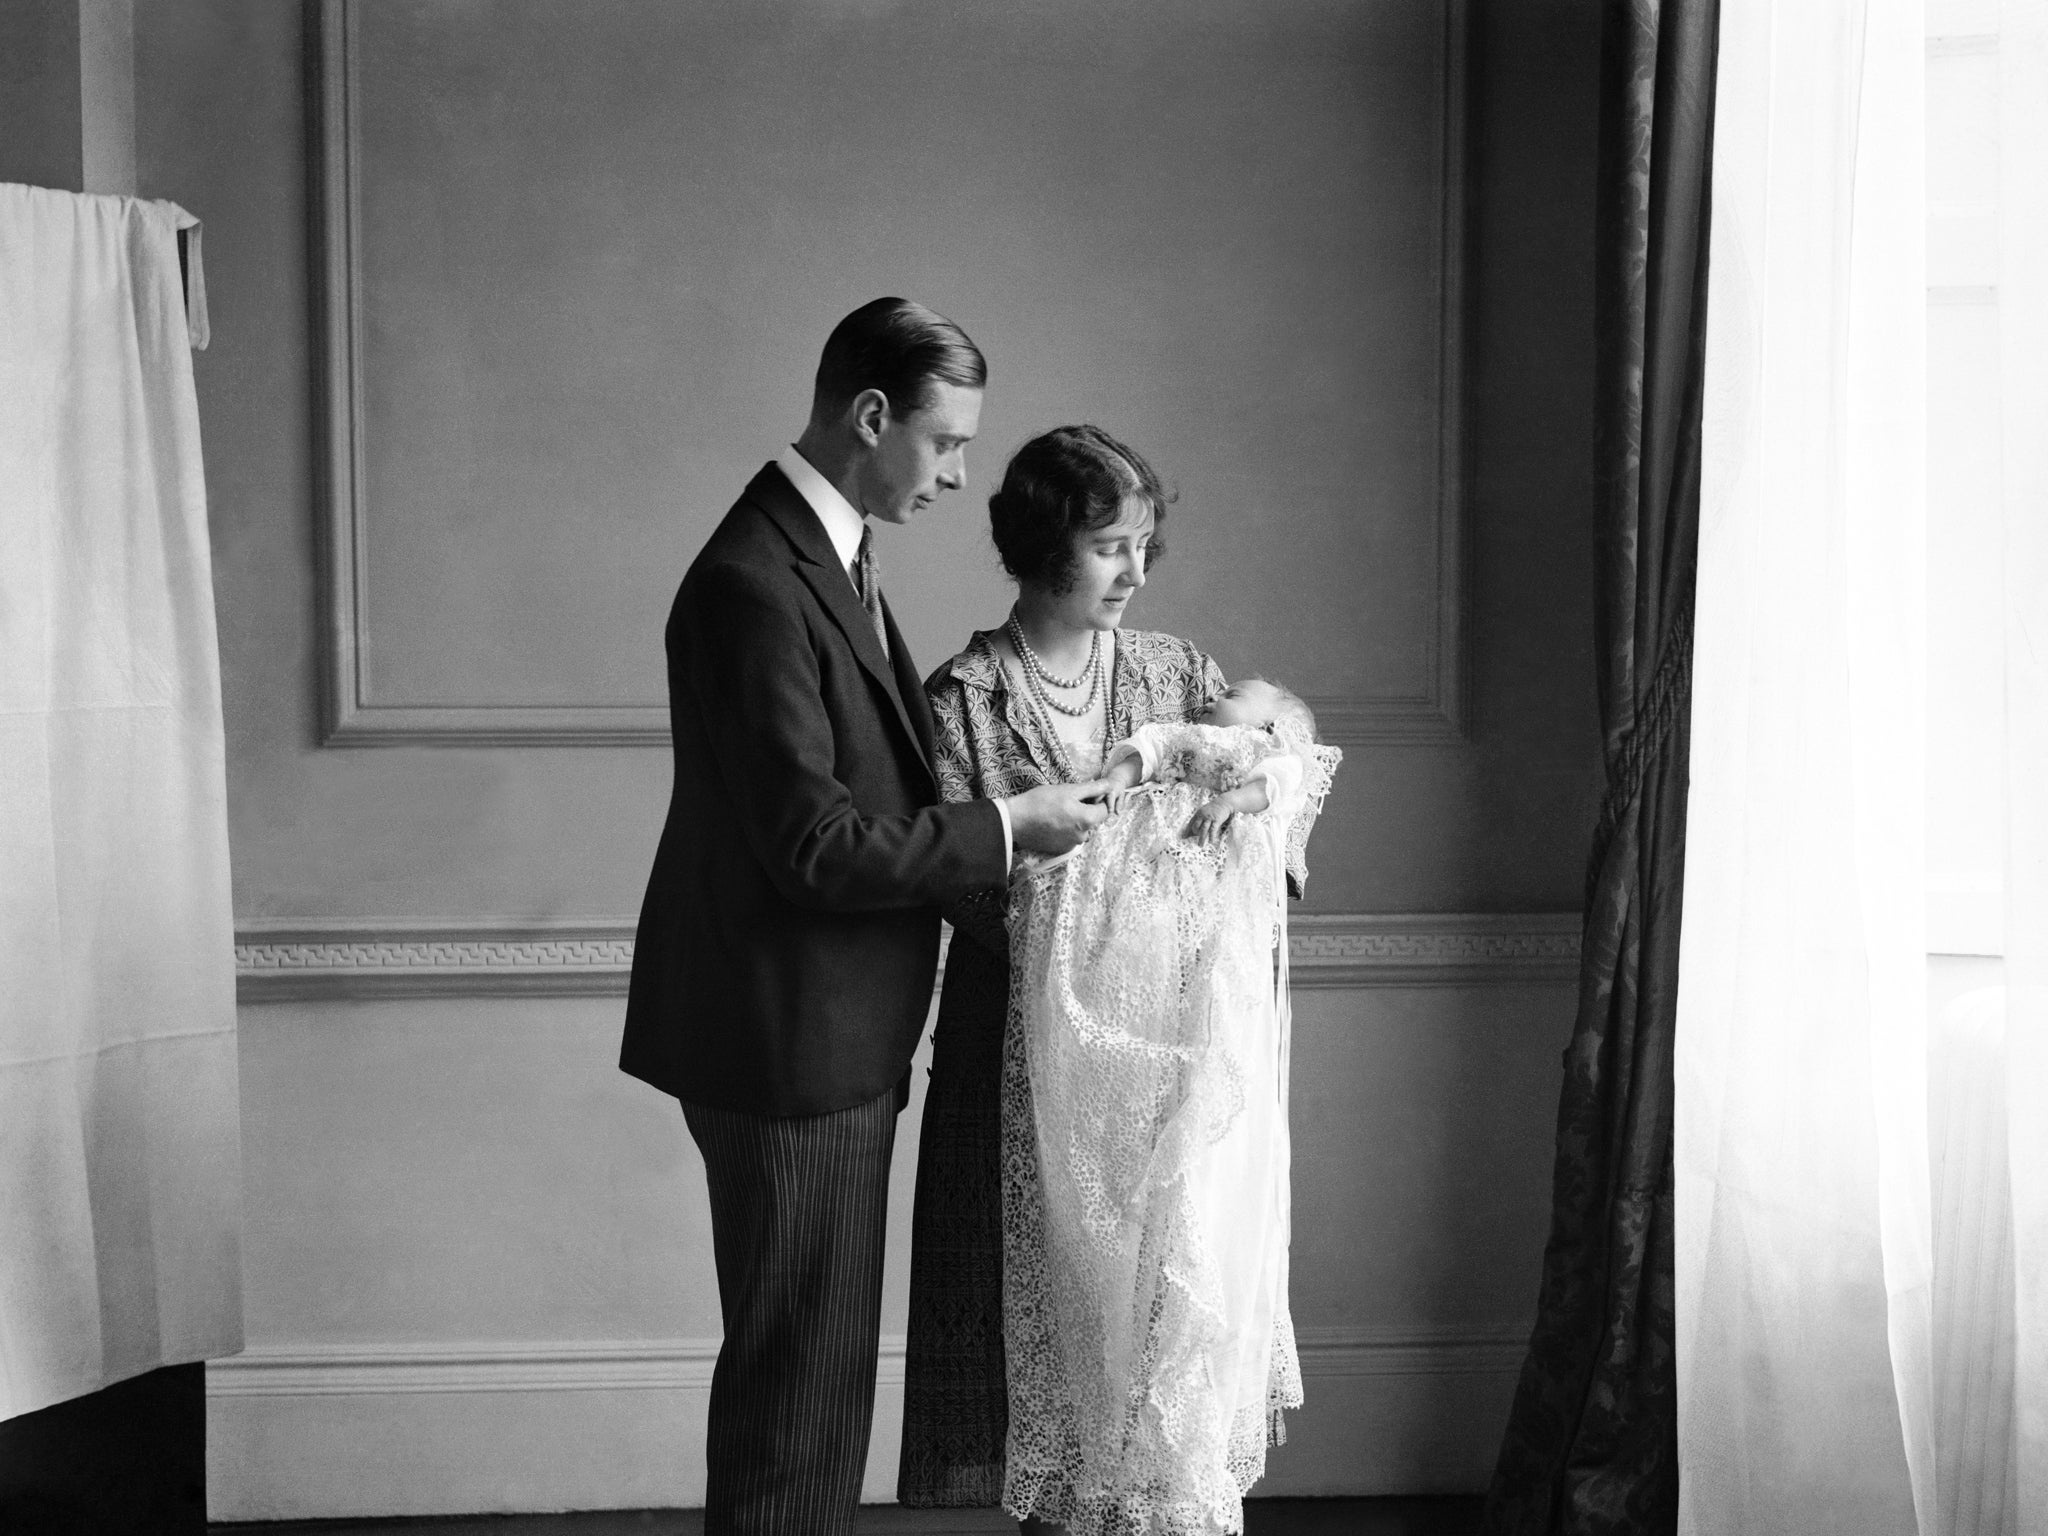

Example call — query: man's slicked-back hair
[813,297,987,418]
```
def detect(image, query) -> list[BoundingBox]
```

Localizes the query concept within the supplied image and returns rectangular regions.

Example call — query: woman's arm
[926,676,1014,958]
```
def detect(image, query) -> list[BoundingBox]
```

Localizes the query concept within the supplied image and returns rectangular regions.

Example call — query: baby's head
[1201,678,1318,742]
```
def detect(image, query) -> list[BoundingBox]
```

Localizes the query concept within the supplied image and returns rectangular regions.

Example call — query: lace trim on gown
[999,734,1322,1536]
[907,631,1330,1515]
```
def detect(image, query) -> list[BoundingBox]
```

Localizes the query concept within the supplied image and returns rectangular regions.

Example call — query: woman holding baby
[897,426,1338,1536]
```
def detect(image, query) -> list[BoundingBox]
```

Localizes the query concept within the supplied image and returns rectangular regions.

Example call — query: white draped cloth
[0,184,242,1421]
[1678,2,1936,1531]
[1000,722,1337,1536]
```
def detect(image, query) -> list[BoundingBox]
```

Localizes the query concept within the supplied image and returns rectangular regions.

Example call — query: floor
[214,1497,1484,1535]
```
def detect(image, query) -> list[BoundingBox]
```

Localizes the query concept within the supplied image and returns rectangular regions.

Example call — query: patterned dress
[898,628,1226,1506]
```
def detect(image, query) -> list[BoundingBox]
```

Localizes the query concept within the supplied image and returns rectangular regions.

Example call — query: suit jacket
[621,464,1008,1116]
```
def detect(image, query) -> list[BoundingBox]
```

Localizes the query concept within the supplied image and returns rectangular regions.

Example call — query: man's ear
[849,388,891,447]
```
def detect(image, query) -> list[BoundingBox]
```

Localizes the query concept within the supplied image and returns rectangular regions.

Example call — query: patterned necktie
[854,526,889,657]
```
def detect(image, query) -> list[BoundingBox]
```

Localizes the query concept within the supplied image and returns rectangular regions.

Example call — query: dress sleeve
[926,673,1012,958]
[927,674,979,809]
[1197,650,1227,713]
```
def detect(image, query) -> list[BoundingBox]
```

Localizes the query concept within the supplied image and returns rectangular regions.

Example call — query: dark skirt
[897,929,1011,1507]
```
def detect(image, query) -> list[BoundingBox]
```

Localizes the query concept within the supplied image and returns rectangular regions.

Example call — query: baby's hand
[1101,757,1146,816]
[1183,798,1236,846]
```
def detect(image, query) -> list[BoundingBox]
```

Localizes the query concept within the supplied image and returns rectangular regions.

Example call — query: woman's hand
[1183,797,1236,846]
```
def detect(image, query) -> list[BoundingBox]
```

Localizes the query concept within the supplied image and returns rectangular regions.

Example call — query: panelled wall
[133,0,1604,1519]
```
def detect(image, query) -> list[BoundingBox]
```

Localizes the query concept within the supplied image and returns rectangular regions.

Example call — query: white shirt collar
[776,444,867,575]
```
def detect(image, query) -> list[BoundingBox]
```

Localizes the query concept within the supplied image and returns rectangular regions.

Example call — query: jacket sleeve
[679,559,1007,911]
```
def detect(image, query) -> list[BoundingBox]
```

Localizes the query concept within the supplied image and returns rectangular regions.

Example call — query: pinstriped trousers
[682,1079,905,1536]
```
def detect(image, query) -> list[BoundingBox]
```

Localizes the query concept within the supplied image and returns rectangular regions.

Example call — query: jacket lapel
[884,599,937,766]
[745,466,935,786]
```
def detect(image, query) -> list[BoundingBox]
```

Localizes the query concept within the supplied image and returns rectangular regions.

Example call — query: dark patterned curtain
[1484,3,1718,1533]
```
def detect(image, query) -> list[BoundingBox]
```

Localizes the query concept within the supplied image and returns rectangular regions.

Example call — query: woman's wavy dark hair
[987,425,1172,594]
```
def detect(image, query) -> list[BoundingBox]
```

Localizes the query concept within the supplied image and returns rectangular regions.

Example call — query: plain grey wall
[2,0,88,190]
[141,0,1600,928]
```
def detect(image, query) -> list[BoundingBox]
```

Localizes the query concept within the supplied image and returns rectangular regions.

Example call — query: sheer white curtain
[1676,3,1935,1532]
[1999,6,2048,1529]
[1905,4,2047,1531]
[0,184,242,1419]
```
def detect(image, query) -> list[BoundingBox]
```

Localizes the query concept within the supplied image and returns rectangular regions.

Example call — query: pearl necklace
[1006,615,1103,719]
[1007,614,1098,689]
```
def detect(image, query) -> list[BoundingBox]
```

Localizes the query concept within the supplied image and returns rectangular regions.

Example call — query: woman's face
[1029,495,1154,632]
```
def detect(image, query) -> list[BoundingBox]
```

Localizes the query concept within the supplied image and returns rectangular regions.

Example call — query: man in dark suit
[622,298,1105,1535]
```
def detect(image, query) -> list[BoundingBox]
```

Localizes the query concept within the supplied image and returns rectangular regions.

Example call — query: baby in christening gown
[1001,680,1341,1536]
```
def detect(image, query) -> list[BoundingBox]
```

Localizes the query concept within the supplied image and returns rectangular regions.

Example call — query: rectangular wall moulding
[311,0,1471,748]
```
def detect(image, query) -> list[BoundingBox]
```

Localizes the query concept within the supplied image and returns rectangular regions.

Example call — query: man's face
[856,381,983,525]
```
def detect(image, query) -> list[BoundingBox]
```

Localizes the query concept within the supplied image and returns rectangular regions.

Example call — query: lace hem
[1000,784,1301,1536]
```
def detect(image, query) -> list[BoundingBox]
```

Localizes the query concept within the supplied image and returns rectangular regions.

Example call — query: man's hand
[1005,781,1110,855]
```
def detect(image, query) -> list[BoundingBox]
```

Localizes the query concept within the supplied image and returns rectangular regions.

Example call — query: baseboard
[206,1326,1528,1520]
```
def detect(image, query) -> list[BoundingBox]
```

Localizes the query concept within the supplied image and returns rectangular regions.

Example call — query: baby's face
[1201,679,1285,730]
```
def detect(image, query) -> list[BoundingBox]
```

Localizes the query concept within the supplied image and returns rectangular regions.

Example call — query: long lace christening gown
[1001,721,1340,1536]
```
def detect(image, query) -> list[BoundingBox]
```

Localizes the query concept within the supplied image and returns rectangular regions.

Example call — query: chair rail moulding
[307,0,1473,749]
[233,912,1580,1003]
